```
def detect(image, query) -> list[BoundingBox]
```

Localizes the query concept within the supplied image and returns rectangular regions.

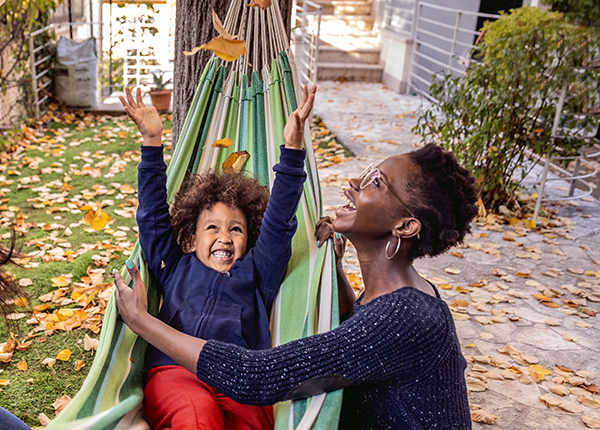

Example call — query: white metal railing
[405,1,499,100]
[291,0,322,88]
[29,21,101,115]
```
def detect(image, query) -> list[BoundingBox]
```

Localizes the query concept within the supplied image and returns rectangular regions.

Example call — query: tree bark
[171,0,292,150]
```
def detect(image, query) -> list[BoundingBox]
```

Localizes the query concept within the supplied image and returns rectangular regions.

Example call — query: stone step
[319,33,380,51]
[298,0,372,16]
[317,62,383,82]
[318,45,380,64]
[319,15,375,33]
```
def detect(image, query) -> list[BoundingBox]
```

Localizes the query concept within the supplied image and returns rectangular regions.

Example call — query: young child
[119,85,316,430]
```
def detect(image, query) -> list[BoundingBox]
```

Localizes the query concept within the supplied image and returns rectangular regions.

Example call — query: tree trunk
[171,0,292,150]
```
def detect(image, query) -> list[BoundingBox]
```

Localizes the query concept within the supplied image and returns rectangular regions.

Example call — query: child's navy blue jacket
[137,145,307,370]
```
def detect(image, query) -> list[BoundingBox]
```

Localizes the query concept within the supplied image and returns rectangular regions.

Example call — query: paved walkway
[313,80,600,429]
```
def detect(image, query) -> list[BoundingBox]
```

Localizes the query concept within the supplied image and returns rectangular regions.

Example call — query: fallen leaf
[0,379,10,386]
[83,334,99,352]
[38,413,51,426]
[74,360,85,372]
[479,332,494,340]
[445,268,461,275]
[582,415,600,428]
[558,401,584,413]
[563,333,577,342]
[18,278,33,287]
[52,395,72,415]
[56,349,71,361]
[540,393,561,406]
[575,321,593,329]
[42,357,56,368]
[51,274,71,287]
[577,395,600,409]
[470,409,497,424]
[576,370,596,380]
[549,385,570,396]
[17,360,27,372]
[545,318,560,326]
[222,150,250,174]
[466,377,487,392]
[451,311,470,321]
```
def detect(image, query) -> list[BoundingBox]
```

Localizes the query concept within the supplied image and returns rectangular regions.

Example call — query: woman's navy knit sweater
[196,286,472,429]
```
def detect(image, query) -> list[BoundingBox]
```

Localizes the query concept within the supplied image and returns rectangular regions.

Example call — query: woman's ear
[395,218,422,239]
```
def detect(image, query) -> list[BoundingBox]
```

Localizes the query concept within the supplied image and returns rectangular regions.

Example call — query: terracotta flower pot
[149,90,172,113]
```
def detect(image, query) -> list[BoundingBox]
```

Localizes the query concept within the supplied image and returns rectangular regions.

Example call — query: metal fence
[291,0,323,88]
[405,1,499,100]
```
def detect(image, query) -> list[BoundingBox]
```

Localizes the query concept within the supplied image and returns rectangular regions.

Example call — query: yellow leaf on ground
[549,385,570,396]
[51,274,71,287]
[583,415,600,428]
[540,393,561,406]
[17,360,27,372]
[0,379,10,386]
[212,137,234,148]
[529,364,552,381]
[558,401,584,413]
[56,349,71,361]
[563,333,577,342]
[38,413,51,426]
[74,360,85,372]
[15,296,27,307]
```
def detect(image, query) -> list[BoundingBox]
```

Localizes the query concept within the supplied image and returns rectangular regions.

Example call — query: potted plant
[148,70,172,112]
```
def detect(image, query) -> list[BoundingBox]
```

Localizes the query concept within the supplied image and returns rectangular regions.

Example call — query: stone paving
[313,80,600,429]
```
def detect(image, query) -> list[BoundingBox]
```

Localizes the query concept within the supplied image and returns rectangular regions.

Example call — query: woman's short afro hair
[405,144,478,260]
[170,172,270,253]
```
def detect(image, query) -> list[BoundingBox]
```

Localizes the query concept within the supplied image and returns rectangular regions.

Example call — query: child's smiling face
[194,202,248,272]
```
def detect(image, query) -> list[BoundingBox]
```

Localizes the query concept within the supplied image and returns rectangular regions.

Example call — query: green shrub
[414,6,600,212]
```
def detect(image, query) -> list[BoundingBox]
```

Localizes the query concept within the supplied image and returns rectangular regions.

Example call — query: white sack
[55,37,97,109]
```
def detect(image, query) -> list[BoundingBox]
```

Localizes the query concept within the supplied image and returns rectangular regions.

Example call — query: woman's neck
[355,241,434,304]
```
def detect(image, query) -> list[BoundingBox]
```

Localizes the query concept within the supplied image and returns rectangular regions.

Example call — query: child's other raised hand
[119,87,163,147]
[283,85,317,150]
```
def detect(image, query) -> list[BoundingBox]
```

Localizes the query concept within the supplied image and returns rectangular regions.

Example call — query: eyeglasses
[358,164,417,219]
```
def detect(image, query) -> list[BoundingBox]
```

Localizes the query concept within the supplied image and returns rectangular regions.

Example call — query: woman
[114,143,478,429]
[0,234,32,430]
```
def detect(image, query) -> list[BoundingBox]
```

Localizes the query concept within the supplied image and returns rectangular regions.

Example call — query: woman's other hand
[283,85,317,150]
[316,216,346,267]
[112,260,148,333]
[119,87,163,147]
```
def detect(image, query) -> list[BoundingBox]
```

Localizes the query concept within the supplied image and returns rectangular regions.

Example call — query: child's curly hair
[405,144,479,260]
[170,172,270,253]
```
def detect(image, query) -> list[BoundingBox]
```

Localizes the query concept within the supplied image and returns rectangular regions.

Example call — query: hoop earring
[385,236,401,260]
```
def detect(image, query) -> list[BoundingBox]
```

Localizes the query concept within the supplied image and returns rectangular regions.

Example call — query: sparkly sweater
[196,286,471,429]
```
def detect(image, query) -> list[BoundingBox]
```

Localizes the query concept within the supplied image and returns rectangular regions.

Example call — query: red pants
[143,366,274,430]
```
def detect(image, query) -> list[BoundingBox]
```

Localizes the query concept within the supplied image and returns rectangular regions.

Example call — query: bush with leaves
[414,7,600,212]
[541,0,600,27]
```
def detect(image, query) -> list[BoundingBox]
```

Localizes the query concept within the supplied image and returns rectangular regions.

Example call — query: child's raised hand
[315,216,346,267]
[119,87,163,146]
[283,85,317,150]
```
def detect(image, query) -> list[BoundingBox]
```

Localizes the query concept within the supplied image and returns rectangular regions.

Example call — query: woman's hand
[283,85,317,150]
[315,216,346,267]
[119,87,163,147]
[112,261,148,333]
[112,260,206,375]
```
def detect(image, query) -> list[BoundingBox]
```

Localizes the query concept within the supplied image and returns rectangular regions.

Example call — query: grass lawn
[0,110,172,426]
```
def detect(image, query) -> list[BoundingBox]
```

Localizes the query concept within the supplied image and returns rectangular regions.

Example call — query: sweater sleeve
[196,288,454,406]
[136,145,183,287]
[252,146,306,305]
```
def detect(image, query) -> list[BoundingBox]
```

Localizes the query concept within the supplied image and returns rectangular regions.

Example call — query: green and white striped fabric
[46,50,342,430]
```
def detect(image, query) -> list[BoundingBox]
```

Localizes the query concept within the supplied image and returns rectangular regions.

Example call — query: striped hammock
[45,2,342,429]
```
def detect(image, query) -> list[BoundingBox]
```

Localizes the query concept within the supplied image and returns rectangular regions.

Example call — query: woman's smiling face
[194,202,248,272]
[334,155,418,239]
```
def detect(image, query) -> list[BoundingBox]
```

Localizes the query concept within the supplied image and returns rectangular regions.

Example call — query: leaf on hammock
[222,151,250,174]
[245,0,272,9]
[212,137,234,148]
[212,9,237,40]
